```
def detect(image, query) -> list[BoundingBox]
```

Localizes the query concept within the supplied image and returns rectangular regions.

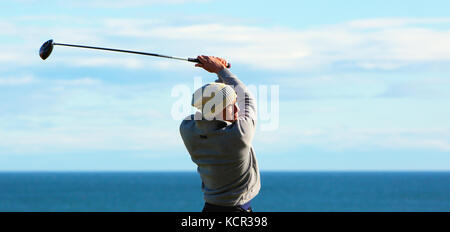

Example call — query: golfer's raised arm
[216,68,256,121]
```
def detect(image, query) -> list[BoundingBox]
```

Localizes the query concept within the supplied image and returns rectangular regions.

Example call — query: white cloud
[53,78,102,86]
[380,137,450,151]
[12,0,212,7]
[78,17,450,70]
[347,18,450,29]
[72,0,211,8]
[274,74,387,99]
[0,125,182,154]
[378,77,450,98]
[0,76,101,87]
[68,57,145,69]
[0,76,36,86]
[0,76,179,155]
[256,127,450,152]
[53,56,194,70]
[2,17,450,71]
[99,18,450,70]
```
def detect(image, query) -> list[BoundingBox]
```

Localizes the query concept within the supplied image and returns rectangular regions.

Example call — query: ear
[222,107,228,120]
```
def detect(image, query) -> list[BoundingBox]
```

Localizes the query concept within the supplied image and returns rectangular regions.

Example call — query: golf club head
[39,39,54,60]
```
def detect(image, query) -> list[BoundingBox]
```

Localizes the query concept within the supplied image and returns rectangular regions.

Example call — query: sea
[0,172,449,212]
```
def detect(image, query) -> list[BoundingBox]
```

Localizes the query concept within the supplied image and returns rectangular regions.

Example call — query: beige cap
[192,83,237,120]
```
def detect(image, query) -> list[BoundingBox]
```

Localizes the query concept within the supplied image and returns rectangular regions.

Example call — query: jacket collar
[193,111,232,132]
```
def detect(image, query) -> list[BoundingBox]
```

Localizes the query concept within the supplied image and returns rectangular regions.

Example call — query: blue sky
[1,0,449,171]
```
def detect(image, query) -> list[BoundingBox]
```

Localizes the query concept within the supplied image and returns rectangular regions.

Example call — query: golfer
[180,55,260,212]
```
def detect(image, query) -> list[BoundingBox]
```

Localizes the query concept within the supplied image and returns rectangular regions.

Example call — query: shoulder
[180,114,195,130]
[233,117,256,137]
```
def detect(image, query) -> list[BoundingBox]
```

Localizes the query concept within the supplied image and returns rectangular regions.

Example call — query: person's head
[192,83,239,122]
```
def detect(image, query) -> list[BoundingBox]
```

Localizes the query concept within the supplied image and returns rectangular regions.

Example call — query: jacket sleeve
[217,68,256,121]
[217,68,257,138]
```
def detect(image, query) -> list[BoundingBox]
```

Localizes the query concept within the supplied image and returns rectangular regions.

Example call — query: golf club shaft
[53,42,197,63]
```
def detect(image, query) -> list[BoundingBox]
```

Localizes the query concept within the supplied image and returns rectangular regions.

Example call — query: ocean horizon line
[0,170,449,173]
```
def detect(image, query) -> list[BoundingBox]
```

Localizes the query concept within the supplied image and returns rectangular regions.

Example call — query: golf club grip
[188,58,231,69]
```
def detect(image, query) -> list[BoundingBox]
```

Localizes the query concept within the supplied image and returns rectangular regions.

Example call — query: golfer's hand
[195,55,228,74]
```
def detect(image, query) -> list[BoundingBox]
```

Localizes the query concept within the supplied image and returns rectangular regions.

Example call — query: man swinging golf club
[39,40,258,211]
[180,55,260,212]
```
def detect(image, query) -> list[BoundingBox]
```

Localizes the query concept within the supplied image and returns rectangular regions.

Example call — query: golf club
[39,39,231,68]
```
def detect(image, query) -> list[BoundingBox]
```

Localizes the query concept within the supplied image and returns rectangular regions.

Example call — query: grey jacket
[179,68,260,206]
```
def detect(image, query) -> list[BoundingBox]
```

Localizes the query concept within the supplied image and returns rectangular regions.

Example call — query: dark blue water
[0,172,449,212]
